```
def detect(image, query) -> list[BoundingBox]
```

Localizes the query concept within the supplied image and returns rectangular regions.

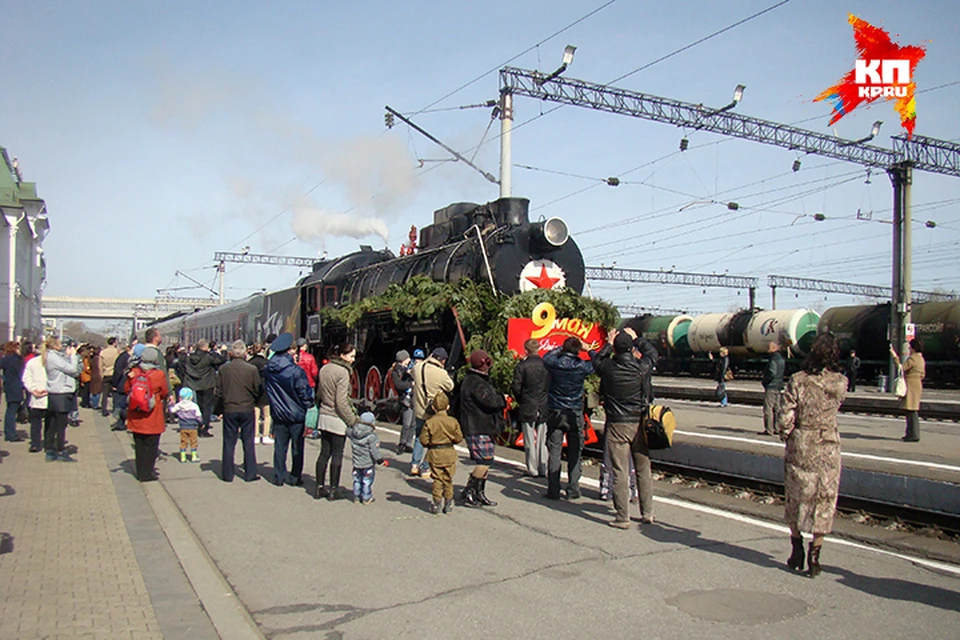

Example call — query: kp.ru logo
[855,59,910,98]
[815,14,926,138]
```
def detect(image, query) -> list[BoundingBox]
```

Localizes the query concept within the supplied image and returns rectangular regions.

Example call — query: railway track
[635,456,960,540]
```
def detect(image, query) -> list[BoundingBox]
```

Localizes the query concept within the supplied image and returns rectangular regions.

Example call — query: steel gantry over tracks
[767,275,957,308]
[41,296,218,332]
[498,66,960,386]
[586,266,759,309]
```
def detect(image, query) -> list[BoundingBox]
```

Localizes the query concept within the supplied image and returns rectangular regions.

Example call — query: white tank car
[687,312,735,354]
[744,309,821,357]
[687,309,821,357]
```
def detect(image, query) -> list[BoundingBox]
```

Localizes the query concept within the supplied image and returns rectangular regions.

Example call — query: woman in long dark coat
[458,350,506,507]
[777,332,847,578]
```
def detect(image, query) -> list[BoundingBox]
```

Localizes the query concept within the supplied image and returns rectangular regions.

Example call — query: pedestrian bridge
[42,296,219,321]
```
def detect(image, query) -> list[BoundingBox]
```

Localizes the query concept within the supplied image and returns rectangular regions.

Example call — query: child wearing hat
[346,411,386,504]
[420,391,463,514]
[170,387,203,462]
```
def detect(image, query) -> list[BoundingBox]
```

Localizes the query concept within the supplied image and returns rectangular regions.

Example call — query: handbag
[895,365,907,398]
[643,405,676,450]
[724,368,734,382]
[305,405,319,430]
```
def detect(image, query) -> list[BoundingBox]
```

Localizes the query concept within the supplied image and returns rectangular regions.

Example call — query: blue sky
[3,0,958,315]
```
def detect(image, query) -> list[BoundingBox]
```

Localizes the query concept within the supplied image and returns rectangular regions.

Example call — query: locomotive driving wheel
[364,366,382,412]
[381,371,401,424]
[349,368,360,401]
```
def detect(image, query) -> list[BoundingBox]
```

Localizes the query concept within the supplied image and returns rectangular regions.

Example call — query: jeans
[29,408,44,449]
[4,399,20,440]
[546,409,584,497]
[410,418,430,472]
[606,421,653,521]
[112,392,128,428]
[353,466,375,502]
[272,421,305,484]
[522,420,547,476]
[716,382,728,407]
[398,406,415,449]
[222,411,258,481]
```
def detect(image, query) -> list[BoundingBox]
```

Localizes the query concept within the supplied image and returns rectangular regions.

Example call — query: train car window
[324,285,337,307]
[307,286,319,312]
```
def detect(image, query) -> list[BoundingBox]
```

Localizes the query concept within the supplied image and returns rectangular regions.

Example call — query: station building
[0,146,48,342]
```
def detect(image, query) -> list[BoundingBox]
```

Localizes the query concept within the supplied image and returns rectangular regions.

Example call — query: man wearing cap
[262,333,314,486]
[391,350,415,453]
[217,340,263,482]
[295,338,319,389]
[542,337,595,500]
[410,347,454,477]
[591,327,659,528]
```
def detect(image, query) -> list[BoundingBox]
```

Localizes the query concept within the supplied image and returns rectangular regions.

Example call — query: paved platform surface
[1,407,958,639]
[0,414,164,639]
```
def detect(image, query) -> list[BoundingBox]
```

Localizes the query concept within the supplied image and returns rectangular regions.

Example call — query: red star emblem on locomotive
[525,265,561,289]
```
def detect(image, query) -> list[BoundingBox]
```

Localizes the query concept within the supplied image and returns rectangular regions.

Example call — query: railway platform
[1,408,959,638]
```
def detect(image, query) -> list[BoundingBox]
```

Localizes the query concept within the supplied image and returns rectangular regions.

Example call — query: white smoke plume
[290,197,389,246]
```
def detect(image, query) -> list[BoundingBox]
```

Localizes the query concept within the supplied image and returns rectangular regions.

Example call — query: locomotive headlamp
[542,217,569,247]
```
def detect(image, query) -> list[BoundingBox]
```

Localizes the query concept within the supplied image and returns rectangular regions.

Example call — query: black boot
[314,485,328,500]
[807,542,822,578]
[443,498,455,514]
[431,498,443,514]
[460,477,480,507]
[476,477,497,507]
[786,536,805,570]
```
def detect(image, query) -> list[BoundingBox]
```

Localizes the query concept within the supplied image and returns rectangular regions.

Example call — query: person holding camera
[43,337,81,462]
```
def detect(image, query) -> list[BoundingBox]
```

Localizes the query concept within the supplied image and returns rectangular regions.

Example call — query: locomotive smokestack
[495,197,529,226]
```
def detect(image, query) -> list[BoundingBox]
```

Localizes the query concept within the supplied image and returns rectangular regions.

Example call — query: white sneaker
[262,436,274,444]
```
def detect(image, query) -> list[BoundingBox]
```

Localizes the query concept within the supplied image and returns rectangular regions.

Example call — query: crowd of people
[0,323,929,580]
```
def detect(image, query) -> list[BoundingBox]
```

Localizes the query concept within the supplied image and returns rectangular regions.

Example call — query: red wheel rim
[349,369,360,400]
[365,366,382,404]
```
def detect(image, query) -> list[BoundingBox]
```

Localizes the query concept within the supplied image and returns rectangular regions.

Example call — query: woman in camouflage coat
[777,332,847,578]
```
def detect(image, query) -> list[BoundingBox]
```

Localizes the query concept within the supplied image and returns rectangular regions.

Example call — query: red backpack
[128,370,156,413]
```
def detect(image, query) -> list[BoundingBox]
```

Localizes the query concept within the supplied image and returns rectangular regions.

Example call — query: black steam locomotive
[148,197,585,406]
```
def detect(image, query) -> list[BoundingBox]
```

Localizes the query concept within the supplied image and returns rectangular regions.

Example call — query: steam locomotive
[148,197,585,407]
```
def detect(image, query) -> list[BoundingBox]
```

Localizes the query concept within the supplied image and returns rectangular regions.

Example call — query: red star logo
[526,265,561,289]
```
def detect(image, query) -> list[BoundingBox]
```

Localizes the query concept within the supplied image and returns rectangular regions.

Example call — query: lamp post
[501,46,576,198]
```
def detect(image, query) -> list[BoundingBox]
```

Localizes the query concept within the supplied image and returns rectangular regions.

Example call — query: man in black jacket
[760,341,785,436]
[542,337,595,500]
[511,339,549,477]
[217,340,262,482]
[184,339,226,437]
[592,328,659,528]
[109,343,132,431]
[391,350,415,453]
